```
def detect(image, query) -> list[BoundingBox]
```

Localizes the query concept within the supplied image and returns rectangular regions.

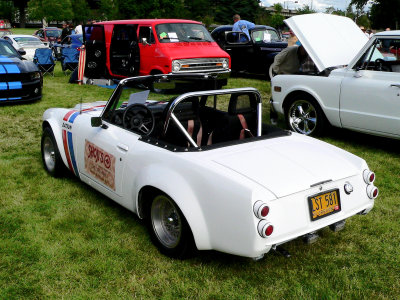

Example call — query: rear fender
[135,164,211,250]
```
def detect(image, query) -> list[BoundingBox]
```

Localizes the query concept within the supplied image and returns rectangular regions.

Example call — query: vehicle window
[202,94,230,112]
[155,23,213,43]
[139,26,155,44]
[251,29,280,43]
[85,25,104,42]
[355,38,400,72]
[46,30,61,37]
[0,41,19,57]
[13,36,43,46]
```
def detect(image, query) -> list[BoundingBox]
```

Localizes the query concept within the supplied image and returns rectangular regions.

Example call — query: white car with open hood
[41,75,378,259]
[270,13,400,139]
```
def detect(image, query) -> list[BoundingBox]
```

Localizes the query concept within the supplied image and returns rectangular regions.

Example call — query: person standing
[271,45,310,75]
[75,23,83,35]
[232,14,255,40]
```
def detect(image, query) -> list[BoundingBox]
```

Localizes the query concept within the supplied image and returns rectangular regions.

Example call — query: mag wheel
[41,127,65,177]
[286,96,325,136]
[149,194,194,258]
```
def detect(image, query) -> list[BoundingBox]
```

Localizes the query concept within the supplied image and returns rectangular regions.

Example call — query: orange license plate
[308,189,341,221]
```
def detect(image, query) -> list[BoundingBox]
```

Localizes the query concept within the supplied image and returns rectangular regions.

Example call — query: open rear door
[83,24,106,78]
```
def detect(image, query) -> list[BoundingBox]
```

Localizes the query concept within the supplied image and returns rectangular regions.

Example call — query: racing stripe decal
[62,129,74,172]
[63,110,77,121]
[67,131,79,176]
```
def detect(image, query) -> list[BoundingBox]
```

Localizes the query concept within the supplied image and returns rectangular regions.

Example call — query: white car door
[340,37,400,137]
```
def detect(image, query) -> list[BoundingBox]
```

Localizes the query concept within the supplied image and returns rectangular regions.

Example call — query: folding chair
[33,48,56,76]
[61,47,79,75]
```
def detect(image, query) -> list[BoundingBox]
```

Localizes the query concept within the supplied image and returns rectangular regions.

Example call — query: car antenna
[79,96,82,114]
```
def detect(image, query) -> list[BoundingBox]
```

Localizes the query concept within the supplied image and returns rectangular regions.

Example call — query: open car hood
[285,13,368,72]
[212,135,360,198]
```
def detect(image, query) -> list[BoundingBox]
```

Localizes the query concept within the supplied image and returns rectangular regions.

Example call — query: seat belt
[238,114,253,139]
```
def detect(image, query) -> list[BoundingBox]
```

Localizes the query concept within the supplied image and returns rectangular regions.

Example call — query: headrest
[228,94,257,115]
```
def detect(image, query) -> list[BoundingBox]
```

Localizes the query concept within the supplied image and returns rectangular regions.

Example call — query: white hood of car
[212,135,361,198]
[285,13,368,71]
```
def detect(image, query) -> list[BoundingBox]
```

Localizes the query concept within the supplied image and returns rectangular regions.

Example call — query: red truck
[83,19,231,89]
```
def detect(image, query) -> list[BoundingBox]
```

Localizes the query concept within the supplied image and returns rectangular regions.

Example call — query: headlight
[172,60,181,72]
[222,58,229,69]
[30,71,41,80]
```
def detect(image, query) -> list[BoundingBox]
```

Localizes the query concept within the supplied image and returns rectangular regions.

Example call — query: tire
[41,127,66,177]
[148,193,195,258]
[285,95,326,136]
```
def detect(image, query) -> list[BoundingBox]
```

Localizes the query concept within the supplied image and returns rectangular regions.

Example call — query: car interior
[102,87,287,150]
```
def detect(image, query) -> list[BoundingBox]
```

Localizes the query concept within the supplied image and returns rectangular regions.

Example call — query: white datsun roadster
[271,13,400,139]
[41,75,378,259]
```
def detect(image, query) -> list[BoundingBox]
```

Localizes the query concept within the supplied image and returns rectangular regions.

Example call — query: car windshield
[0,41,19,57]
[155,23,213,43]
[251,29,280,43]
[13,36,43,46]
[46,30,61,37]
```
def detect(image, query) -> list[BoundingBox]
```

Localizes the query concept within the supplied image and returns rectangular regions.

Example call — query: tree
[296,4,316,14]
[12,0,28,27]
[268,3,284,29]
[0,0,15,22]
[71,0,91,23]
[28,0,73,24]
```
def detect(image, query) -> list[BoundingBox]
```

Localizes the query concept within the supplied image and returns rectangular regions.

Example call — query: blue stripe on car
[0,56,12,63]
[69,111,80,123]
[8,81,22,90]
[67,131,79,176]
[0,65,5,73]
[8,97,22,100]
[0,82,7,90]
[4,64,20,74]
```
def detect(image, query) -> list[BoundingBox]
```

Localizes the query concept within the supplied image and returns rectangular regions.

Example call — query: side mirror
[141,38,149,45]
[91,116,102,127]
[18,49,26,56]
[225,31,250,44]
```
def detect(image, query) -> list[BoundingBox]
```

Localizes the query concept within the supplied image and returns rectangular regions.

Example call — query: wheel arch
[42,119,69,171]
[134,167,211,250]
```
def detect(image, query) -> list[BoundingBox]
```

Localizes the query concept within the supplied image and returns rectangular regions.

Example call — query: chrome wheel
[288,100,317,135]
[43,135,56,173]
[151,195,182,249]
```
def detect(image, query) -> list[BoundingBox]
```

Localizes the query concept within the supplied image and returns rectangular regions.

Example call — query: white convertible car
[271,13,400,139]
[41,75,378,259]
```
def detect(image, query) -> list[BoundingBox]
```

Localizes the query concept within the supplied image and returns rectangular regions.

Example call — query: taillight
[366,185,379,199]
[363,170,375,184]
[253,201,270,219]
[257,220,274,238]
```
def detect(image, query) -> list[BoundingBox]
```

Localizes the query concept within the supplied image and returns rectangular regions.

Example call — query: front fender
[134,164,211,250]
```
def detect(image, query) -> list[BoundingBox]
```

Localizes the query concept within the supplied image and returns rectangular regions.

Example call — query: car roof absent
[285,13,368,71]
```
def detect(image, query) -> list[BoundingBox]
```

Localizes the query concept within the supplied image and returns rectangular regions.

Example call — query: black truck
[211,25,287,79]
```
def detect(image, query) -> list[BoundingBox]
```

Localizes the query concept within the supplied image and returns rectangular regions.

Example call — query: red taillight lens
[366,185,379,199]
[253,201,270,219]
[257,220,274,238]
[265,225,274,236]
[363,170,375,184]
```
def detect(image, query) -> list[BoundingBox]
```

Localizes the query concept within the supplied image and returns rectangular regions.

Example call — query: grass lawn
[1,29,400,298]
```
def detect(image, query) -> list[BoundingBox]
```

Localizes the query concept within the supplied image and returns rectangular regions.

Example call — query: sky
[261,0,353,12]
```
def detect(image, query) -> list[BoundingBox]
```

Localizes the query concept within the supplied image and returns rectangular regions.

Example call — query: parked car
[270,13,400,138]
[211,25,287,78]
[0,39,42,103]
[41,74,377,259]
[33,27,62,45]
[52,34,83,60]
[83,19,231,90]
[0,29,12,38]
[2,35,47,61]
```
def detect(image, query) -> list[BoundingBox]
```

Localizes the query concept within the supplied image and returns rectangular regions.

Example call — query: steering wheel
[375,58,392,72]
[122,104,155,135]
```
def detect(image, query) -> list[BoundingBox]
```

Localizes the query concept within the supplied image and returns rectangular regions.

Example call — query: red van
[83,19,231,89]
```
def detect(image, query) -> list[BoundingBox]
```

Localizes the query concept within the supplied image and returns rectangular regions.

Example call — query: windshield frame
[251,28,281,43]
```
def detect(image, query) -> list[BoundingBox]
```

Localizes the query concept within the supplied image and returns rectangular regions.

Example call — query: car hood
[285,13,368,71]
[159,42,229,59]
[211,134,361,198]
[0,55,38,73]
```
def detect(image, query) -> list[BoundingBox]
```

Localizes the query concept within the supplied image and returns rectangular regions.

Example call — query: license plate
[308,189,341,221]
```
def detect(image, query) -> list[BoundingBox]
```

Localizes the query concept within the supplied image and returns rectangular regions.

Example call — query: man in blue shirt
[232,14,255,41]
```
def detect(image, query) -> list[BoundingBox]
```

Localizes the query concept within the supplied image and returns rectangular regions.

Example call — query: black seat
[163,97,203,147]
[210,93,258,144]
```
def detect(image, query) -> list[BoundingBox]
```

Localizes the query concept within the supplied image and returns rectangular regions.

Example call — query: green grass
[1,46,400,298]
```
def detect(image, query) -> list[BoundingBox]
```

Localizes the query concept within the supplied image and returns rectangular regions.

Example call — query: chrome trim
[171,113,198,148]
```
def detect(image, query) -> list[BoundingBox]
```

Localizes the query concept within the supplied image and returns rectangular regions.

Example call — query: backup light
[366,185,379,199]
[253,201,270,219]
[257,220,274,238]
[363,170,375,184]
[344,182,353,195]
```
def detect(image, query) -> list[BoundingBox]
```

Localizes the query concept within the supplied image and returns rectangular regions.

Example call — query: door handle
[226,48,232,51]
[390,84,400,88]
[117,143,128,152]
